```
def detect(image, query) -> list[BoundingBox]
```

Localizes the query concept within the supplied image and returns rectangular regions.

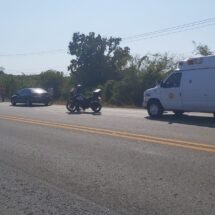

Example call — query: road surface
[0,102,214,215]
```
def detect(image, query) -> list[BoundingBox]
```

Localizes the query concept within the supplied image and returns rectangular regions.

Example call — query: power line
[122,22,215,44]
[0,17,215,57]
[122,17,215,41]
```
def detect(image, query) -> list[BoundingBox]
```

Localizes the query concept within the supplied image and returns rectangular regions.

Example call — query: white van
[143,55,215,117]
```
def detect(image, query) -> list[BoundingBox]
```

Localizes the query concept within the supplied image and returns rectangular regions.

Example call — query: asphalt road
[0,102,214,215]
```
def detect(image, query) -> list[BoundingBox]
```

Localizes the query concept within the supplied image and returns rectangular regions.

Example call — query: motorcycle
[66,89,102,113]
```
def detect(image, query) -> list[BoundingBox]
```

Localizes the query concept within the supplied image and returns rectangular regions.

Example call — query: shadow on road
[9,104,50,108]
[66,111,102,116]
[146,113,215,128]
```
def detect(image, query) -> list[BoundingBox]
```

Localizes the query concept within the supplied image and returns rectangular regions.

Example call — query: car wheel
[11,98,16,106]
[44,101,49,106]
[147,100,163,118]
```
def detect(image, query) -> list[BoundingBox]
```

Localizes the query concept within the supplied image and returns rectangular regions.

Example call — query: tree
[103,53,177,106]
[0,67,5,75]
[135,53,177,93]
[39,70,65,99]
[192,41,214,56]
[68,32,131,88]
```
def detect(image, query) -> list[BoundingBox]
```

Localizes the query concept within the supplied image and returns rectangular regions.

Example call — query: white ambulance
[143,55,215,117]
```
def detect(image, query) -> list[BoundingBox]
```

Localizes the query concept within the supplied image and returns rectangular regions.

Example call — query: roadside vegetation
[0,33,214,106]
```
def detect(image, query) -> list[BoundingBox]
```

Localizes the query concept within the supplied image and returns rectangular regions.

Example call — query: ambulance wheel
[147,100,163,118]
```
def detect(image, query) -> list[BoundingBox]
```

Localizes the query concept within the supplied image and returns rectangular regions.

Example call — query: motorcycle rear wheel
[66,101,76,112]
[91,102,102,113]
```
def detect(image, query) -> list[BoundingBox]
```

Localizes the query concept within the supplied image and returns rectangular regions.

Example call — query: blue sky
[0,0,215,75]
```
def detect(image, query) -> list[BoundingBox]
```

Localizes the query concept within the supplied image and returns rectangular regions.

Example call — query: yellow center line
[0,115,215,153]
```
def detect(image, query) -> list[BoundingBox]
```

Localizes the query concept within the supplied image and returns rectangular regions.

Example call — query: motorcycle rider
[70,84,83,111]
[67,85,102,113]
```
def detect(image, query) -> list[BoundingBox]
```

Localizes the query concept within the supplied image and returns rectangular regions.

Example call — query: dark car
[11,88,51,106]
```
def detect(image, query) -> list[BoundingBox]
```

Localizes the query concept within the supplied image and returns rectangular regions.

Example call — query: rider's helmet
[76,84,82,94]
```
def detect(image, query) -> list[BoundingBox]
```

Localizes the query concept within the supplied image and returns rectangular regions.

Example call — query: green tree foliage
[0,74,33,97]
[104,67,142,106]
[0,67,5,75]
[39,70,65,99]
[103,53,177,106]
[68,32,131,88]
[192,41,214,56]
[139,53,177,91]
